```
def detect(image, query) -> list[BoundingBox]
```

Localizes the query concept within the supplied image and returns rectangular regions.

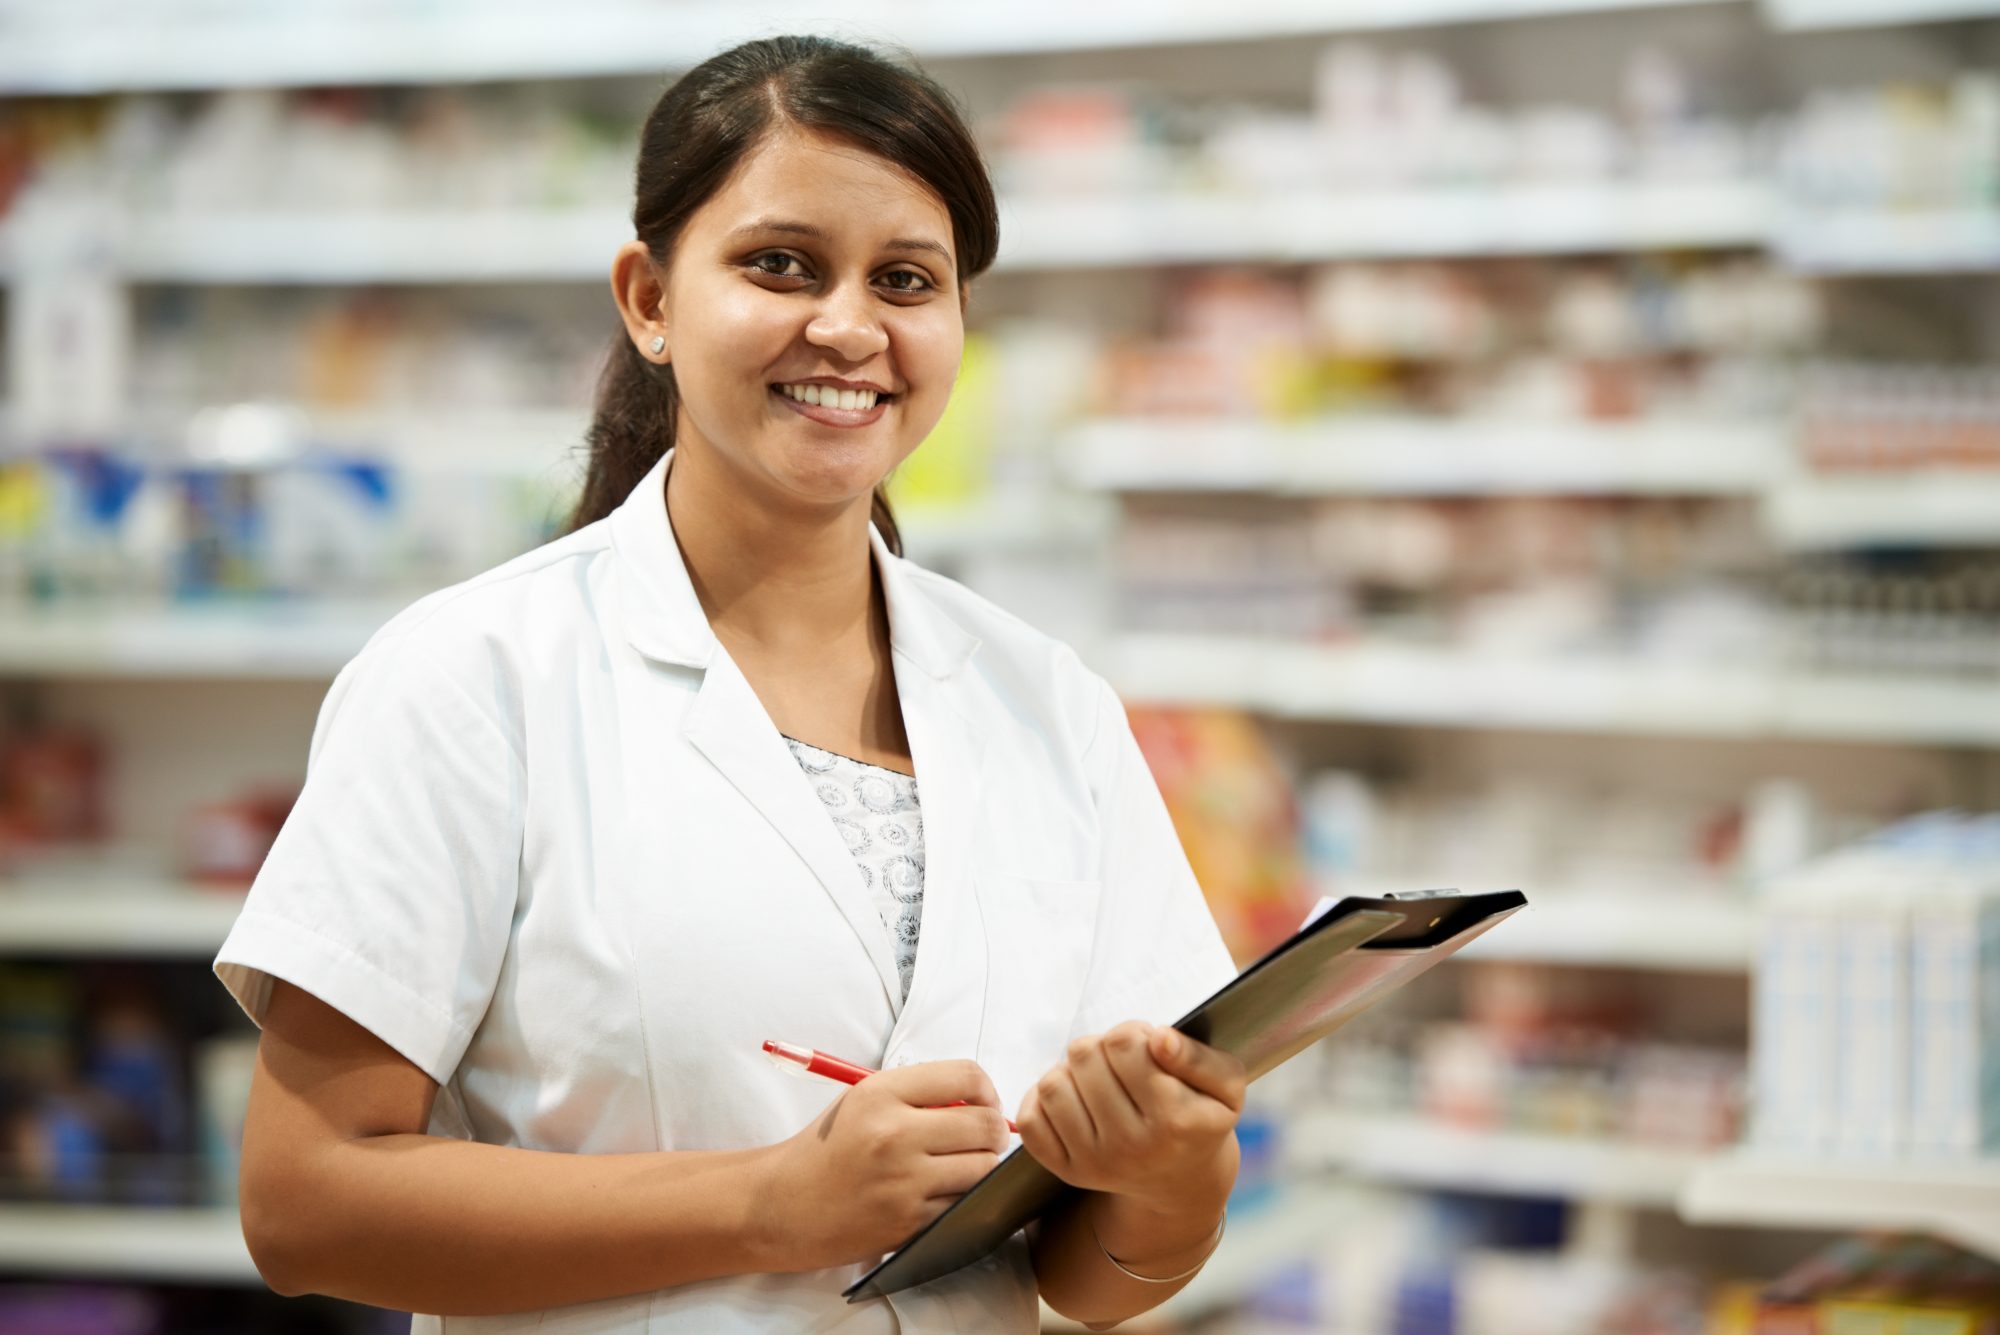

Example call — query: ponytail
[569,335,676,533]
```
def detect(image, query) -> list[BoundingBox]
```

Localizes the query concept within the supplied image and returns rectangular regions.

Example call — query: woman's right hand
[757,1059,1012,1271]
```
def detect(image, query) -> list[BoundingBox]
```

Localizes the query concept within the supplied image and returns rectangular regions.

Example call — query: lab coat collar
[607,447,980,680]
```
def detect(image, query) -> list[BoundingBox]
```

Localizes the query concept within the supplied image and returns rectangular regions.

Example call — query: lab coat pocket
[972,870,1101,1117]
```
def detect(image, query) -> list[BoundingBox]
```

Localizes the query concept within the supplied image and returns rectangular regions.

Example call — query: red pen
[762,1040,1018,1134]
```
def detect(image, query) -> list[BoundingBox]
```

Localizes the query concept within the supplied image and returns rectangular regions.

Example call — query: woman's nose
[804,281,890,362]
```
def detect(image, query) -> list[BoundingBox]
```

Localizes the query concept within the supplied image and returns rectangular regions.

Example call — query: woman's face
[639,126,967,516]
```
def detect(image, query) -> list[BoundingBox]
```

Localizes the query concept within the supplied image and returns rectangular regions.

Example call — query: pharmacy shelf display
[1763,0,2000,28]
[0,181,1776,286]
[0,875,1754,972]
[1680,1154,2000,1261]
[1767,474,2000,550]
[0,1205,257,1284]
[1068,418,1791,497]
[0,0,1740,94]
[1773,208,2000,276]
[1294,1113,1708,1208]
[5,617,1994,748]
[0,880,247,957]
[1109,634,2000,748]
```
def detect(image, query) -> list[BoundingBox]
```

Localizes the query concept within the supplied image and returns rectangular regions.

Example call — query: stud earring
[648,335,666,355]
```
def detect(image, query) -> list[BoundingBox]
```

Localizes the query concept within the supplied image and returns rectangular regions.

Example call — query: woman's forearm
[246,1133,784,1315]
[1031,1135,1236,1330]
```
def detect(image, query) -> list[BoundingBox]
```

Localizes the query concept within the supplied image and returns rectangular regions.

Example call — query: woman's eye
[750,253,807,279]
[882,269,934,294]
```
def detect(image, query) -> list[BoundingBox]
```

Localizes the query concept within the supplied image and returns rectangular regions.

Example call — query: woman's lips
[770,386,892,428]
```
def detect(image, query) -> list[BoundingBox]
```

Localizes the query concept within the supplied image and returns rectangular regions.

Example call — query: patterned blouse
[782,735,925,1001]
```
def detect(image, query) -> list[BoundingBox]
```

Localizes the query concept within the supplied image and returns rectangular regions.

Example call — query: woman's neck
[663,444,882,663]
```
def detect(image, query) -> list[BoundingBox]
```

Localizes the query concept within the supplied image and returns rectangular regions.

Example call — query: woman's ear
[610,240,671,362]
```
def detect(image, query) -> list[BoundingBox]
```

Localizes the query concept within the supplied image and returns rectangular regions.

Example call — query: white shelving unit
[0,0,1740,94]
[1069,417,1790,496]
[1768,473,2000,549]
[0,600,400,679]
[0,1205,257,1284]
[1108,634,2000,747]
[1295,1113,1709,1207]
[1763,0,2000,29]
[0,878,245,957]
[0,179,1776,287]
[1451,892,1758,971]
[1002,180,1772,269]
[1680,1154,2000,1261]
[1772,208,2000,276]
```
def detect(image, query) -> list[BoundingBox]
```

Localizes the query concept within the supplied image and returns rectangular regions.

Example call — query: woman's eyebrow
[727,216,951,266]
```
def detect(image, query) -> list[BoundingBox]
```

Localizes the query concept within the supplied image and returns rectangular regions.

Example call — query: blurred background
[1,1,1998,1331]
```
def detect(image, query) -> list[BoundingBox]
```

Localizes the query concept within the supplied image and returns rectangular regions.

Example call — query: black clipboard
[843,887,1527,1302]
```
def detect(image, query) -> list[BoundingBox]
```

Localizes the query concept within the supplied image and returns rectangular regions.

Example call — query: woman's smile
[769,381,895,428]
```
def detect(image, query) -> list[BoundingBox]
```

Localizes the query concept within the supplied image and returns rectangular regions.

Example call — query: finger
[922,1148,1003,1201]
[1149,1028,1247,1112]
[1068,1035,1145,1145]
[1015,1085,1069,1175]
[887,1058,1002,1110]
[910,1103,1011,1156]
[1035,1065,1098,1158]
[1098,1025,1196,1121]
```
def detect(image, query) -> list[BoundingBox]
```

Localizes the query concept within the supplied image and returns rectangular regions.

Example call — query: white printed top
[783,735,925,1001]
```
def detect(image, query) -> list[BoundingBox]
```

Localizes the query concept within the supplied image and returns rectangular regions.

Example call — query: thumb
[1149,1026,1245,1112]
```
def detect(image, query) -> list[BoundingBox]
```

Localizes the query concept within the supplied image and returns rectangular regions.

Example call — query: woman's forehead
[697,129,953,255]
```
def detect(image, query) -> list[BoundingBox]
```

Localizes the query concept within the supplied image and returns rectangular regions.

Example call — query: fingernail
[1161,1030,1182,1058]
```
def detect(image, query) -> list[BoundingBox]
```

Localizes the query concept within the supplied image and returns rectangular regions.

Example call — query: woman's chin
[767,442,900,508]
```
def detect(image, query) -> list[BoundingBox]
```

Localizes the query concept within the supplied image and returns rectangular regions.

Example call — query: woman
[216,34,1245,1333]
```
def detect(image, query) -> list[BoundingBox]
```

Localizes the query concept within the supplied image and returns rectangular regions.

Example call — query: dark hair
[568,34,1001,550]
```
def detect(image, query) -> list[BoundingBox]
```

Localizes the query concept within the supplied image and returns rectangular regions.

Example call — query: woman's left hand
[1015,1021,1246,1211]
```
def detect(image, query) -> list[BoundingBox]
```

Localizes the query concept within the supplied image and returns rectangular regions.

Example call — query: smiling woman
[216,31,1243,1335]
[574,37,1001,549]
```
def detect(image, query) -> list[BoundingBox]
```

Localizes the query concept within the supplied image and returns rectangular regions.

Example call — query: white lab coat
[214,447,1239,1333]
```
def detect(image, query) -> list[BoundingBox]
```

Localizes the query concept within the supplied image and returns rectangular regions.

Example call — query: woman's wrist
[1083,1132,1237,1275]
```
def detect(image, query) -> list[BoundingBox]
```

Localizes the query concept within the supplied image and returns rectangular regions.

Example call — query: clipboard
[843,887,1526,1303]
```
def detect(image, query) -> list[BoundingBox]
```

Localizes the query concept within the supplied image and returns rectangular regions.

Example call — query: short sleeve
[1069,675,1239,1038]
[213,625,524,1084]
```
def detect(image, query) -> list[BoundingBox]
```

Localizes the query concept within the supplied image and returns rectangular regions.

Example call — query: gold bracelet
[1090,1209,1227,1284]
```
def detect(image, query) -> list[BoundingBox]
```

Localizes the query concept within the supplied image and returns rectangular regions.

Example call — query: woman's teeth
[775,383,881,411]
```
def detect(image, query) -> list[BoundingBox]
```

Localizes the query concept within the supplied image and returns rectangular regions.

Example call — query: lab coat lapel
[679,649,909,1017]
[610,449,905,1016]
[870,529,989,1054]
[887,658,986,1041]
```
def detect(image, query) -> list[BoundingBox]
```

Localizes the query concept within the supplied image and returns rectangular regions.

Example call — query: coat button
[889,1051,914,1068]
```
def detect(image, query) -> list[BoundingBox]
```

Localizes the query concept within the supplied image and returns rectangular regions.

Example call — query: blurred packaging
[1756,812,2000,1160]
[1126,707,1314,962]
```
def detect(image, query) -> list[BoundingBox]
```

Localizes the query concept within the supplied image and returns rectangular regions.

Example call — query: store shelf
[1069,417,1788,496]
[117,210,630,285]
[1040,1184,1358,1332]
[1004,180,1773,268]
[1295,1113,1708,1207]
[1456,892,1757,971]
[1768,473,2000,549]
[0,0,1741,94]
[1108,635,2000,746]
[1763,0,2000,29]
[1773,209,2000,275]
[7,179,1774,286]
[1680,1153,2000,1260]
[0,600,400,679]
[0,878,244,957]
[0,1205,257,1284]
